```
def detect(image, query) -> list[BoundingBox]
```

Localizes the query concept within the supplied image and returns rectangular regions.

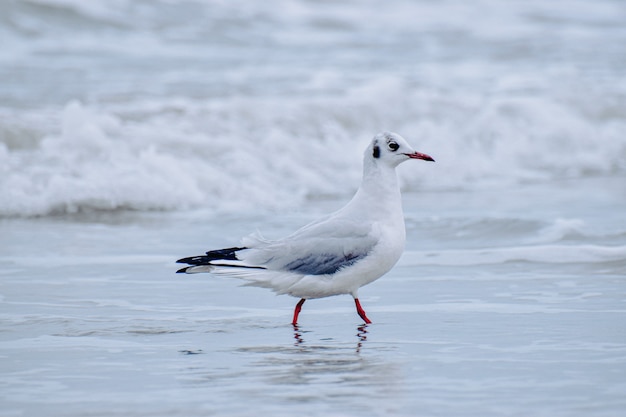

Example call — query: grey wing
[241,219,379,275]
[280,243,370,275]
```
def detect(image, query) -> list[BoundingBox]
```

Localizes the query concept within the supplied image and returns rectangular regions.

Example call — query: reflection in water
[181,323,403,414]
[356,325,368,353]
[247,323,403,413]
[292,324,305,346]
[292,324,369,353]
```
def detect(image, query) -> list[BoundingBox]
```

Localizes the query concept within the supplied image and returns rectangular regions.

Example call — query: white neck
[345,158,404,219]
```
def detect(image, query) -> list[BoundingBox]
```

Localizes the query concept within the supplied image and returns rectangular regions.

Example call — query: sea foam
[1,0,625,217]
[1,79,625,218]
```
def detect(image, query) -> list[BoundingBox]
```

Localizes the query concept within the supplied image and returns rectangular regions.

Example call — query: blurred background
[1,0,624,217]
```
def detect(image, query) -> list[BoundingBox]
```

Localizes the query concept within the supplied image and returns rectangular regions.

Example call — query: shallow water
[2,178,625,416]
[2,0,626,415]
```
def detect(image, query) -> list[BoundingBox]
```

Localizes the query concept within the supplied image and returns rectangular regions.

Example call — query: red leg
[354,298,372,324]
[292,298,306,325]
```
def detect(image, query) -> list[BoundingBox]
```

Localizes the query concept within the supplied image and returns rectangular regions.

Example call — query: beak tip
[407,152,435,162]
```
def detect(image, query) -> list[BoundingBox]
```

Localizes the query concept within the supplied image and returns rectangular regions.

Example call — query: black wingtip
[176,247,248,265]
[205,247,247,260]
[176,247,249,274]
[176,255,212,265]
[176,256,196,264]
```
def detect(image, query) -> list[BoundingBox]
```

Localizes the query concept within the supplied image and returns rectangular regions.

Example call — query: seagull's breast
[353,217,406,283]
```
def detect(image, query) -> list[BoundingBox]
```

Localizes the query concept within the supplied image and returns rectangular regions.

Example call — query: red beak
[405,151,435,162]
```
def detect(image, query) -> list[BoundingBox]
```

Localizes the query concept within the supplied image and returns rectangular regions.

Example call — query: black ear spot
[373,145,380,159]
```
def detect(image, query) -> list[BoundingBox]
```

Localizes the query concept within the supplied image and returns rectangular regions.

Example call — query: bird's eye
[388,141,399,151]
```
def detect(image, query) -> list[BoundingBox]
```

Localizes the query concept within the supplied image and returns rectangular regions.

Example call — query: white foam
[1,0,625,217]
[530,218,588,243]
[1,80,625,217]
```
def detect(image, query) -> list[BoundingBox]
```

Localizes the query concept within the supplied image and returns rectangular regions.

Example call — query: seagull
[176,132,434,324]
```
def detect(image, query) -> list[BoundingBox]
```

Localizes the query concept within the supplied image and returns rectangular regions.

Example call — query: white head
[366,132,434,168]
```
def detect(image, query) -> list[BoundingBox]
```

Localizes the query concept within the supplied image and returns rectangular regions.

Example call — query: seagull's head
[368,132,434,168]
